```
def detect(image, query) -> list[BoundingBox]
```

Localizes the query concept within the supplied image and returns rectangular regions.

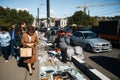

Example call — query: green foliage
[112,16,120,19]
[68,10,120,28]
[68,10,99,28]
[0,6,34,28]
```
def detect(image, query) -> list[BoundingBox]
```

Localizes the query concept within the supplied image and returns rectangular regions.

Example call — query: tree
[112,16,120,19]
[17,10,34,26]
[0,6,34,28]
[68,10,98,28]
[68,11,84,25]
[90,17,99,27]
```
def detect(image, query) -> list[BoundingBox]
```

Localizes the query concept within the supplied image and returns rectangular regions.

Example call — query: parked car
[64,27,73,33]
[74,27,91,32]
[40,27,48,32]
[70,31,112,53]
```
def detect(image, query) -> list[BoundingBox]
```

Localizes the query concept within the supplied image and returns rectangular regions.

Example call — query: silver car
[70,31,112,53]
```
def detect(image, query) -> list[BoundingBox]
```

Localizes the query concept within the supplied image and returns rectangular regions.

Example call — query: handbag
[20,48,32,57]
[67,46,74,58]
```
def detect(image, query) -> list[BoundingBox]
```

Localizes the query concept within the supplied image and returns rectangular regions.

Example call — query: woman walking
[21,26,39,75]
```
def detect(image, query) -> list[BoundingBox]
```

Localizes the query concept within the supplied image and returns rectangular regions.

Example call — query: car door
[72,32,79,45]
[77,32,85,47]
[73,32,83,46]
[80,33,87,48]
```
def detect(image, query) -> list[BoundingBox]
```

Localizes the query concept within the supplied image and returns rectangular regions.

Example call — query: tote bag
[67,46,74,59]
[20,48,32,57]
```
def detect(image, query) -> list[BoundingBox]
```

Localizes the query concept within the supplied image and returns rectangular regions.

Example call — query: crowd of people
[0,22,39,75]
[0,22,72,76]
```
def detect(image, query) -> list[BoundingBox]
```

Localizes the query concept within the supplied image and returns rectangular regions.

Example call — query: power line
[76,1,120,15]
[95,8,120,13]
[86,2,120,8]
[94,8,120,16]
[100,10,120,16]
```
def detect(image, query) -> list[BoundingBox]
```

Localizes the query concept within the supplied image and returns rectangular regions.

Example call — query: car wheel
[86,44,92,52]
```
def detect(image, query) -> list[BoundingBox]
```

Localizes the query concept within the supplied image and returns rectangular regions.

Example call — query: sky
[0,0,120,18]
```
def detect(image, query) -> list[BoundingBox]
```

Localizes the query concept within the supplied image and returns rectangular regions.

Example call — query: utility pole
[77,0,87,15]
[37,8,39,27]
[37,3,44,28]
[83,0,87,15]
[46,0,50,27]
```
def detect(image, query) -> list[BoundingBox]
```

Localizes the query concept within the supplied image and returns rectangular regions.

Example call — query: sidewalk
[0,32,42,80]
[0,55,39,80]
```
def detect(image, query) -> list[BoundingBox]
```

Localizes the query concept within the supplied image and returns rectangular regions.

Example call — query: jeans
[0,47,2,56]
[14,48,20,61]
[10,40,15,56]
[1,46,10,60]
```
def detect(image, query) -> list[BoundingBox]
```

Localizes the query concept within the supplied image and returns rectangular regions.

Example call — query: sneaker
[17,56,20,61]
[5,60,8,62]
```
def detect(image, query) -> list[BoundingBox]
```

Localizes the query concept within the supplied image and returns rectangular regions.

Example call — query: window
[73,32,83,39]
[84,33,97,39]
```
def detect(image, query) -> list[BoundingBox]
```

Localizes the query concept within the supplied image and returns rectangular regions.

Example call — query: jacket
[59,35,70,50]
[0,32,11,47]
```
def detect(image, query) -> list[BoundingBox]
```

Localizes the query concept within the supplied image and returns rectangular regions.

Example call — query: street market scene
[0,0,120,80]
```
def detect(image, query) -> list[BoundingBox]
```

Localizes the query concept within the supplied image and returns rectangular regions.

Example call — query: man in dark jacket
[9,23,17,58]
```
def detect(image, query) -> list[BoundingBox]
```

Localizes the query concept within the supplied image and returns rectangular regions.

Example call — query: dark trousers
[61,48,67,62]
[11,40,15,56]
[1,46,10,60]
[14,48,20,57]
[0,47,2,56]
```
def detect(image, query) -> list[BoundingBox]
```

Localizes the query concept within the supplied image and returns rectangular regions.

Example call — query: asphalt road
[83,45,120,80]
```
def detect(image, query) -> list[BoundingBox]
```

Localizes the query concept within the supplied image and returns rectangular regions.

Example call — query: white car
[70,31,112,53]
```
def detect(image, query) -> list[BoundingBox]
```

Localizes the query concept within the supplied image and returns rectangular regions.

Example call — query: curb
[72,56,111,80]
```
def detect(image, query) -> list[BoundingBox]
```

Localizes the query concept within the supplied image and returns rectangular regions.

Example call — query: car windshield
[83,32,98,39]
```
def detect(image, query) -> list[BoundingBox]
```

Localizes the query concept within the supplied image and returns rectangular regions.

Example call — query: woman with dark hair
[14,28,22,61]
[21,26,39,75]
[13,21,27,61]
[20,22,26,34]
